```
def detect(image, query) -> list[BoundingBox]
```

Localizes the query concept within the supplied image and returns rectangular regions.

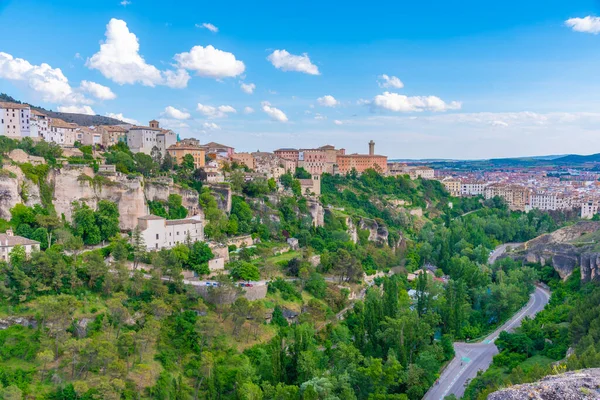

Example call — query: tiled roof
[166,219,202,226]
[50,118,77,129]
[0,102,29,110]
[138,215,164,220]
[0,234,40,247]
[102,125,128,133]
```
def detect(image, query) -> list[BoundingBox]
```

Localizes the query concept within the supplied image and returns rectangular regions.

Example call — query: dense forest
[0,137,588,399]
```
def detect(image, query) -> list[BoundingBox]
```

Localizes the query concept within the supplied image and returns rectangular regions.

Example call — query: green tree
[230,260,260,281]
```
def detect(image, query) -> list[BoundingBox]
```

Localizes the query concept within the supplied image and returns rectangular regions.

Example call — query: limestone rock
[488,369,600,400]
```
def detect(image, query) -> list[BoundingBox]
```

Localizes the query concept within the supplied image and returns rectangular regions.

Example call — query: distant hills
[0,93,126,126]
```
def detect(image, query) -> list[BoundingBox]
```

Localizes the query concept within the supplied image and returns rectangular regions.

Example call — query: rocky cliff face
[488,369,600,400]
[359,218,389,246]
[51,166,148,231]
[0,165,41,219]
[206,183,232,213]
[513,221,600,282]
[307,199,324,228]
[0,163,203,231]
[144,177,200,216]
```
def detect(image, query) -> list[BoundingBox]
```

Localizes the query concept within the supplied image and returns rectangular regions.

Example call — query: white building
[30,110,49,139]
[581,200,598,219]
[0,102,30,138]
[78,127,102,146]
[461,181,487,196]
[0,230,40,261]
[48,118,78,146]
[137,214,204,251]
[127,120,177,155]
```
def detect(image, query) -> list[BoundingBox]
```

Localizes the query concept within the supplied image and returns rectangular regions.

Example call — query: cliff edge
[488,369,600,400]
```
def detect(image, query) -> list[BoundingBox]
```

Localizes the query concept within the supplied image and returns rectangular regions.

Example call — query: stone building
[0,230,40,262]
[168,142,206,169]
[48,118,78,146]
[231,152,255,169]
[137,214,204,251]
[127,120,177,155]
[0,102,30,138]
[99,125,128,147]
[336,141,388,175]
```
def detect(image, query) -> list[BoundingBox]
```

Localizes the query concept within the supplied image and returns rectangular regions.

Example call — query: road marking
[440,359,472,399]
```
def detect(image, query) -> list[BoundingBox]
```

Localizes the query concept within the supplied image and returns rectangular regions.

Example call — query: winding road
[424,241,545,400]
[423,285,550,400]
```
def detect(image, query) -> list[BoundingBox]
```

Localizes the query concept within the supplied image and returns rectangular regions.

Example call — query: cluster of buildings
[438,169,600,218]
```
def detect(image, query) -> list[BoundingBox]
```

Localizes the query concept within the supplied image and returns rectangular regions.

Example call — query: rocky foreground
[489,369,600,399]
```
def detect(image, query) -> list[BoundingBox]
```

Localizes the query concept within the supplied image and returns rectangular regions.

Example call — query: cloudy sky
[1,0,600,159]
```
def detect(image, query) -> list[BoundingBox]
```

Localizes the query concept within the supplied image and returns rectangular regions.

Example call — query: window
[177,231,179,235]
[156,234,159,240]
[155,244,158,249]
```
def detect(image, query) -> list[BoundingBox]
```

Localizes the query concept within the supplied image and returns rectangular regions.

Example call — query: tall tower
[149,119,159,129]
[368,140,375,156]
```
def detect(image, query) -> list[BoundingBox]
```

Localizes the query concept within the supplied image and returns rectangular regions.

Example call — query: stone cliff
[0,165,41,219]
[51,166,148,231]
[0,164,202,231]
[512,221,600,282]
[488,369,600,400]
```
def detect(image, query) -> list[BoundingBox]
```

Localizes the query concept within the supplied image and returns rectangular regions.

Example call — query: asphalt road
[488,242,523,265]
[423,285,550,400]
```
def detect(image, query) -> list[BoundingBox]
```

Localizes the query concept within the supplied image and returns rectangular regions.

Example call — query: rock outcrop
[0,165,41,219]
[206,183,232,213]
[307,198,324,227]
[512,222,600,282]
[488,369,600,400]
[359,218,389,246]
[51,166,148,231]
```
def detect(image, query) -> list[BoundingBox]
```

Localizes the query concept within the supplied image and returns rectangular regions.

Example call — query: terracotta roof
[202,142,233,149]
[0,102,29,110]
[130,125,161,131]
[168,144,204,151]
[102,125,128,133]
[31,110,47,116]
[138,215,164,220]
[50,118,78,129]
[166,219,202,226]
[0,234,40,247]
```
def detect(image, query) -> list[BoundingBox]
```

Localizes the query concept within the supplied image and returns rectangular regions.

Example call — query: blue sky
[1,0,600,159]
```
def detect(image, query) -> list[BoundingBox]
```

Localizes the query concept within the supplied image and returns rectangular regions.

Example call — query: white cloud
[490,120,509,127]
[371,92,462,112]
[74,53,82,60]
[378,74,404,89]
[163,106,191,120]
[80,80,116,100]
[174,45,245,79]
[243,106,255,114]
[0,51,89,105]
[267,50,320,75]
[58,105,96,115]
[158,119,189,130]
[120,0,131,6]
[314,113,327,120]
[240,82,256,94]
[565,16,600,34]
[196,103,237,118]
[87,18,190,88]
[162,69,191,89]
[334,120,343,125]
[261,101,288,122]
[196,23,218,33]
[105,112,139,125]
[317,95,339,107]
[202,122,220,130]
